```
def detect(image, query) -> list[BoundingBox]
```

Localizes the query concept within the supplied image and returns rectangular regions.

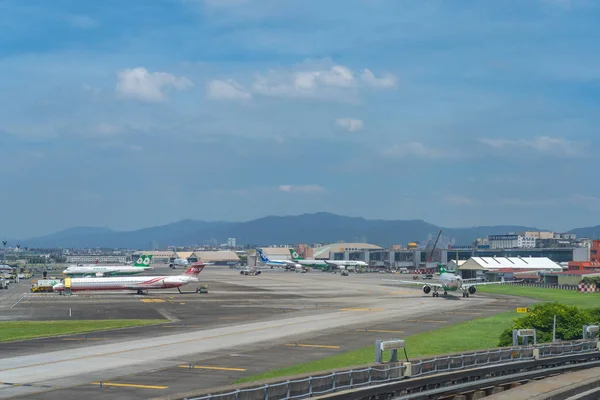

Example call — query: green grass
[0,319,166,342]
[235,311,519,384]
[235,286,600,384]
[475,285,600,308]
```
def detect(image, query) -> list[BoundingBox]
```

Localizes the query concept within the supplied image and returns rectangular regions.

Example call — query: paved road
[0,267,526,399]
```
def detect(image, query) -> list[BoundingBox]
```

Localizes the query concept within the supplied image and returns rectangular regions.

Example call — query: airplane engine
[423,285,431,294]
[468,286,476,294]
[256,270,261,275]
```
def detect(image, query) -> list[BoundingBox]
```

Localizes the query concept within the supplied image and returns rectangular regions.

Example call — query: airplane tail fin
[134,255,153,267]
[257,249,269,262]
[436,263,447,274]
[289,249,303,260]
[183,264,205,276]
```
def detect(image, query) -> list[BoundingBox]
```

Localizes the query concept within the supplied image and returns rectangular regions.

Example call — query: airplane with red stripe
[52,264,207,295]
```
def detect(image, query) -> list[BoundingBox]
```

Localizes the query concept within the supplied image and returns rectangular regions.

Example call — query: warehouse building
[457,256,562,280]
[543,270,600,286]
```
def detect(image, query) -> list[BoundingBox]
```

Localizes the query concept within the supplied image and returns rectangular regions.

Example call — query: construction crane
[427,229,443,263]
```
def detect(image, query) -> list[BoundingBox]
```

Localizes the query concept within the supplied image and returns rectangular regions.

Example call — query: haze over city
[1,0,599,238]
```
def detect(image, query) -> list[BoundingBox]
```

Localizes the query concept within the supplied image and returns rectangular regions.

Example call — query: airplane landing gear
[432,288,439,297]
[137,289,147,295]
[462,291,470,298]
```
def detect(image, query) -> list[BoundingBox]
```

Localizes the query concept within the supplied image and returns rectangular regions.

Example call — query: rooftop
[459,256,562,271]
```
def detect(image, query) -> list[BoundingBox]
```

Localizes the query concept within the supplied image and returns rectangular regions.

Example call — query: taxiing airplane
[256,249,303,271]
[53,263,206,295]
[62,255,153,277]
[384,264,519,298]
[288,249,368,270]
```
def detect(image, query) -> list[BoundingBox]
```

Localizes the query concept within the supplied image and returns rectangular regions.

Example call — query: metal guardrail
[183,340,598,400]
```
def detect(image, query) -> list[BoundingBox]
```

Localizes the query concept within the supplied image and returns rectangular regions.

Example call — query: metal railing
[185,340,598,400]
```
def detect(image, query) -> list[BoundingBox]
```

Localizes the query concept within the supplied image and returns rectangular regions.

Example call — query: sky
[1,0,599,238]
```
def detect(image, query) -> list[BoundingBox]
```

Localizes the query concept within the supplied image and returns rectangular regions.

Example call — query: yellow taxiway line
[178,365,247,371]
[90,382,168,389]
[285,343,340,349]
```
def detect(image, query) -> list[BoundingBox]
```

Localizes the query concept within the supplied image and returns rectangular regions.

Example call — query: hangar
[543,270,600,286]
[457,256,562,280]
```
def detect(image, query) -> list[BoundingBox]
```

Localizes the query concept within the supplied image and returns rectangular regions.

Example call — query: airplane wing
[383,279,444,288]
[462,279,522,289]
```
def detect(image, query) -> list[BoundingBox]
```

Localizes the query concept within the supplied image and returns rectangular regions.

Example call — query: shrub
[498,303,600,346]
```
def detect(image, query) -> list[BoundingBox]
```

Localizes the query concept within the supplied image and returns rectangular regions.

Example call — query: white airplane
[63,255,153,277]
[169,258,190,268]
[52,263,207,295]
[256,249,304,271]
[384,264,520,298]
[240,266,262,276]
[288,249,367,270]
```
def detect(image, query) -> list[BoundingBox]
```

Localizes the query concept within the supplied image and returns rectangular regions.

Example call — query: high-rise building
[227,238,237,248]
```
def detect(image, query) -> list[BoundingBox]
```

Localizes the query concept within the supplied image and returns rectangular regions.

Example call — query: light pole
[1,240,6,263]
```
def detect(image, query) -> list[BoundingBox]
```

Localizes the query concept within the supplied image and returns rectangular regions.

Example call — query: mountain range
[14,213,600,249]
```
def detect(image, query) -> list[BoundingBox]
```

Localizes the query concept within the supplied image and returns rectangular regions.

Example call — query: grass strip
[0,319,166,342]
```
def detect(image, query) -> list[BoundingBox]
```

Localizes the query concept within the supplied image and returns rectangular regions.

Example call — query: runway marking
[406,319,447,323]
[340,307,385,312]
[141,299,165,303]
[356,329,404,333]
[177,365,247,371]
[0,310,376,374]
[90,382,168,389]
[9,294,26,309]
[285,343,341,349]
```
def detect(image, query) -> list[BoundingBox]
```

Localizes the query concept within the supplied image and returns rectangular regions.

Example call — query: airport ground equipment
[30,279,59,293]
[174,340,599,400]
[584,325,599,339]
[513,329,537,346]
[375,339,409,363]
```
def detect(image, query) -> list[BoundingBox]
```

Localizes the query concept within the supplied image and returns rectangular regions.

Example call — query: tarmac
[0,266,531,400]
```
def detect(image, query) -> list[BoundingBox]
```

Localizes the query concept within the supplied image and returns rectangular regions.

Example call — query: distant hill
[19,212,552,249]
[567,225,600,239]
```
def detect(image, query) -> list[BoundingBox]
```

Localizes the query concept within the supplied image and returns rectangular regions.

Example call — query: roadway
[0,266,530,399]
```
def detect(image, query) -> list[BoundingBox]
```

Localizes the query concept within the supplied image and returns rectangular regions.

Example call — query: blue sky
[1,0,599,238]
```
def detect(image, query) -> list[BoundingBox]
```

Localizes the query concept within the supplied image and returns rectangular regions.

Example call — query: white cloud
[250,60,396,100]
[90,123,122,136]
[361,69,397,88]
[381,142,452,159]
[116,67,193,102]
[444,195,473,205]
[336,118,364,132]
[65,14,98,29]
[479,136,584,157]
[207,79,251,100]
[278,185,325,193]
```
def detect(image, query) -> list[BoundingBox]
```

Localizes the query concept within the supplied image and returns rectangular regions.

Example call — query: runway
[0,267,528,399]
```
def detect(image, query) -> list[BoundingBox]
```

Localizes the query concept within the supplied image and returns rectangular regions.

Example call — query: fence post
[286,381,290,399]
[332,372,336,392]
[349,370,354,388]
[264,384,269,400]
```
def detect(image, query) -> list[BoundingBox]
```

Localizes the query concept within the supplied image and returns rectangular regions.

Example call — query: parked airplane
[63,255,153,277]
[169,257,190,269]
[53,263,206,295]
[256,249,303,271]
[240,265,262,276]
[288,249,368,270]
[384,264,519,298]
